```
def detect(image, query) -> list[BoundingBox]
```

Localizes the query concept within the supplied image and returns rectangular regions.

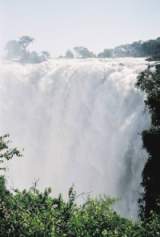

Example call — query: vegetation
[5,35,160,60]
[98,37,160,59]
[5,36,50,63]
[136,63,160,219]
[64,37,160,59]
[0,134,160,236]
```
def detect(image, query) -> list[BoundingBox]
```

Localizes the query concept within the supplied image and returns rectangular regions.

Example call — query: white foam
[0,58,149,218]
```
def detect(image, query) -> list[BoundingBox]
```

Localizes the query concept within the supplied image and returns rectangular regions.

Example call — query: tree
[0,134,21,171]
[137,63,160,218]
[74,47,95,58]
[98,49,113,58]
[0,135,21,236]
[5,36,50,64]
[19,36,34,49]
[41,51,50,61]
[5,36,33,62]
[0,135,56,236]
[65,50,74,58]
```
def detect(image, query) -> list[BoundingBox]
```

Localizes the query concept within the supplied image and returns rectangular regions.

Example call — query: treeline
[5,36,160,62]
[64,37,160,59]
[98,37,160,59]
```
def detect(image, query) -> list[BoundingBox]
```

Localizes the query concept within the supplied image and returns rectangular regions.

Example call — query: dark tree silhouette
[137,64,160,218]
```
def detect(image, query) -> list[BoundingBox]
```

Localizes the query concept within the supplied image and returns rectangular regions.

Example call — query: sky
[0,0,160,56]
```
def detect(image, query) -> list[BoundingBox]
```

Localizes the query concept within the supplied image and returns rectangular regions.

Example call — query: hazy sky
[0,0,160,56]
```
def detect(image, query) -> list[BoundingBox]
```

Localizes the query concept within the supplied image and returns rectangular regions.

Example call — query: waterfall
[0,58,149,218]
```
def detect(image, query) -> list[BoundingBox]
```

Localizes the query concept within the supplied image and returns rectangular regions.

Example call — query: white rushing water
[0,58,149,218]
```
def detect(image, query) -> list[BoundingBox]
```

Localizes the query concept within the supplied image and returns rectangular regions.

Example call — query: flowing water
[0,58,149,218]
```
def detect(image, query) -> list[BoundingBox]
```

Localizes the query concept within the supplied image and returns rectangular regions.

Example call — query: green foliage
[0,134,21,171]
[1,135,160,236]
[3,188,55,237]
[136,63,160,218]
[65,197,135,237]
[137,64,160,126]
